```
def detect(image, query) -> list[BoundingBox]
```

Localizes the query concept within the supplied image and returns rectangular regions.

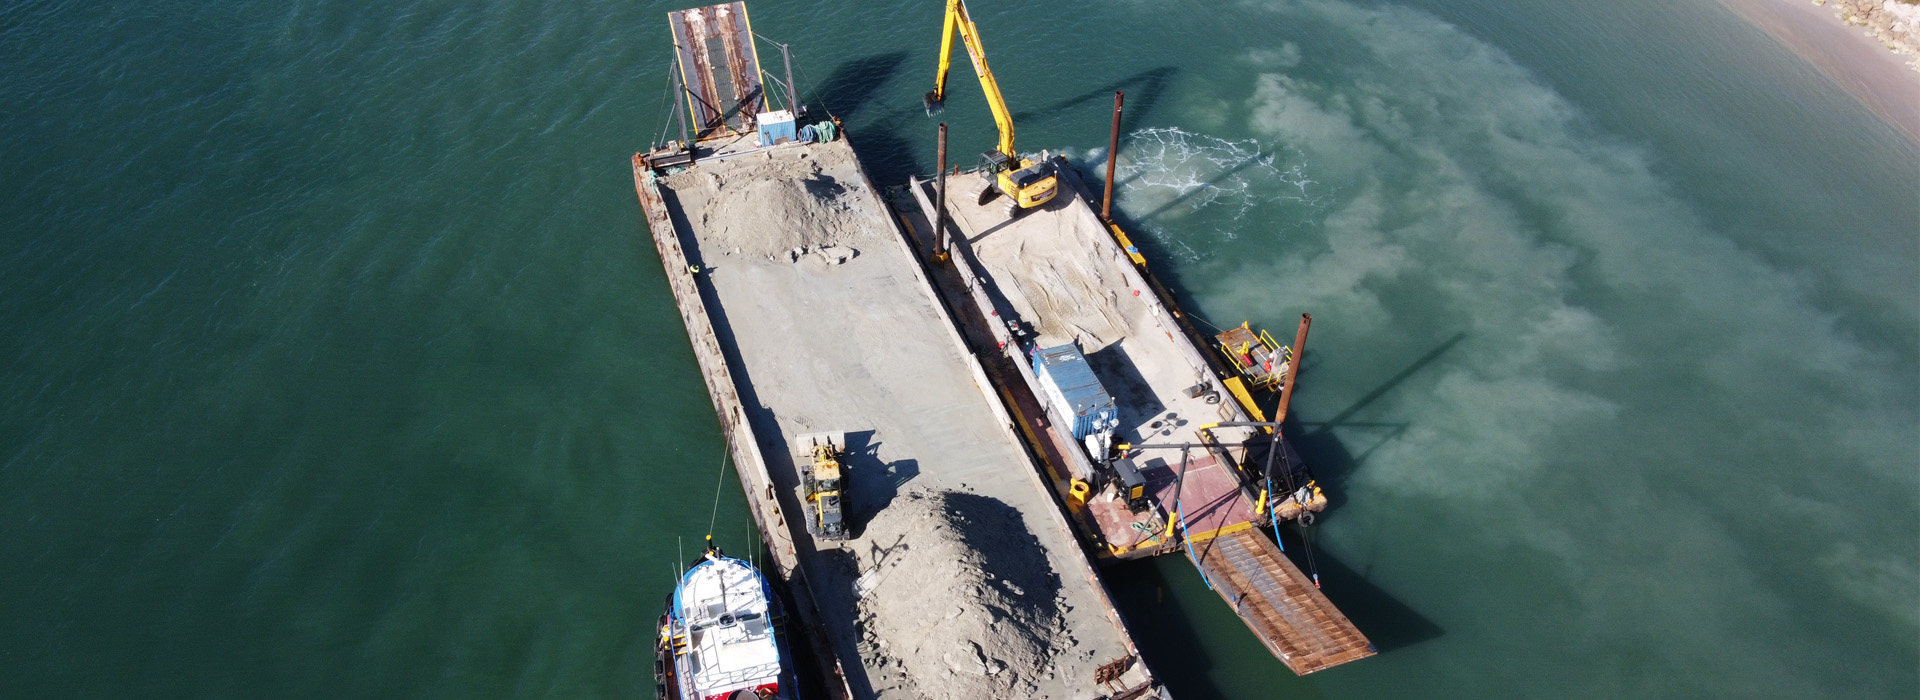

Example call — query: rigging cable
[1271,432,1320,588]
[1300,513,1323,589]
[1259,418,1321,588]
[706,441,732,542]
[1259,425,1287,553]
[1259,421,1301,539]
[1266,475,1285,553]
[1182,309,1231,335]
[752,31,829,119]
[789,54,838,122]
[1171,447,1214,590]
[653,58,681,149]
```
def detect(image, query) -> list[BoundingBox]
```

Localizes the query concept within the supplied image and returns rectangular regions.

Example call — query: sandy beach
[1718,0,1920,141]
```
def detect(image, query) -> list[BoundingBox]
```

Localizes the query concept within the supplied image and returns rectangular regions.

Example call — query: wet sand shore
[1718,0,1920,142]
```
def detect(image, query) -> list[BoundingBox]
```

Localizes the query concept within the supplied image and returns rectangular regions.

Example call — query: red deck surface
[1144,453,1258,535]
[1086,451,1260,553]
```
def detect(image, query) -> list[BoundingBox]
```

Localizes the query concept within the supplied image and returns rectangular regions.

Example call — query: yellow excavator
[924,0,1058,214]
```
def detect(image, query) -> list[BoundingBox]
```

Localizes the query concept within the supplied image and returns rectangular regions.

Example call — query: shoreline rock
[1816,0,1920,71]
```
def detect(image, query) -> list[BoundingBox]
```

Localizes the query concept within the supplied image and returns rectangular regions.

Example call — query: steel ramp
[1193,528,1375,674]
[669,2,765,140]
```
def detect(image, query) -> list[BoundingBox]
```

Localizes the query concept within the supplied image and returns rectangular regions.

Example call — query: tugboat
[654,538,797,700]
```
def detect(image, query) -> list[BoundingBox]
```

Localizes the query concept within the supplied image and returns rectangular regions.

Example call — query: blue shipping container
[1032,343,1119,440]
[757,109,797,146]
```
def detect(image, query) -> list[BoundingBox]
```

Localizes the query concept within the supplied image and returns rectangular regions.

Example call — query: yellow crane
[924,0,1058,214]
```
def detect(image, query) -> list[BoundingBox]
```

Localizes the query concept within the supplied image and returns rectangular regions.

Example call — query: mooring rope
[706,442,731,541]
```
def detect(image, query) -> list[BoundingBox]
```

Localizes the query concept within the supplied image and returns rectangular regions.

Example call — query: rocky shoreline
[1818,0,1920,71]
[1720,0,1920,141]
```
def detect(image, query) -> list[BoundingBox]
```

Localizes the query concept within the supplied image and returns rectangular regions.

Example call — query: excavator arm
[924,0,1017,160]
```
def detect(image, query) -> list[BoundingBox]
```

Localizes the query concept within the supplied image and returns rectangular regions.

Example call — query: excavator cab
[977,151,1057,212]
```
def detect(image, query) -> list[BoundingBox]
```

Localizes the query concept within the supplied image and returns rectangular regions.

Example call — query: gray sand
[666,148,882,263]
[850,490,1072,700]
[966,202,1132,349]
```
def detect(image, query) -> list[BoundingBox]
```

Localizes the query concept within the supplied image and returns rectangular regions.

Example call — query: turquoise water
[4,1,1913,698]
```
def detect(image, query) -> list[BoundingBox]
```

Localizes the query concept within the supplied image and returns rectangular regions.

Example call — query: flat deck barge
[897,160,1375,675]
[631,9,1164,697]
[635,137,1161,698]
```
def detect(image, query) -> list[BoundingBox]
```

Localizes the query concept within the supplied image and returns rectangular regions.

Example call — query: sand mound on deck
[675,147,883,262]
[851,489,1073,700]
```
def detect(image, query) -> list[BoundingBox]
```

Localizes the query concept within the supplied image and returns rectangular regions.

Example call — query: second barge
[897,159,1377,675]
[894,1,1372,675]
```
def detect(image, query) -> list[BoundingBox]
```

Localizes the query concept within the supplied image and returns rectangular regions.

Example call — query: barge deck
[634,123,1161,699]
[897,160,1375,676]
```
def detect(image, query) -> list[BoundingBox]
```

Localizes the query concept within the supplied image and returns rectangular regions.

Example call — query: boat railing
[694,660,783,690]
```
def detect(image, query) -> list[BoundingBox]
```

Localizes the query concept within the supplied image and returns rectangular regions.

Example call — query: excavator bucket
[923,91,945,116]
[793,431,847,456]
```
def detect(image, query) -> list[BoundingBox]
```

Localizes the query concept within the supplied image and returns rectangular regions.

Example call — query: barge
[633,4,1166,698]
[879,0,1374,676]
[897,153,1376,675]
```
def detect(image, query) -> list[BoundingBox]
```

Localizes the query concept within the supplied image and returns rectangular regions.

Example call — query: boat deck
[633,136,1160,699]
[898,162,1374,675]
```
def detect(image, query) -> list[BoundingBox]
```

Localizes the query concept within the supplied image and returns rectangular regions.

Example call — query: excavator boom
[924,0,1016,159]
[924,0,1057,214]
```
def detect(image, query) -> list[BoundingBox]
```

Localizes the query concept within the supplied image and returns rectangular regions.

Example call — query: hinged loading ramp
[669,2,765,139]
[1194,528,1375,674]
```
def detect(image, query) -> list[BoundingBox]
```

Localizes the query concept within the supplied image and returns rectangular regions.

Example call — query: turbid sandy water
[4,1,1913,698]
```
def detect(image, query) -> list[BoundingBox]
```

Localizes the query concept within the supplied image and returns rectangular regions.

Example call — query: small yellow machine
[1215,323,1291,392]
[923,0,1058,215]
[795,432,849,541]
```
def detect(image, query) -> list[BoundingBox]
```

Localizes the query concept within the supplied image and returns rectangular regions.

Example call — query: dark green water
[4,1,1914,698]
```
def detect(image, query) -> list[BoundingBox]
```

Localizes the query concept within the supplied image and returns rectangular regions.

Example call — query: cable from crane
[1300,514,1322,589]
[1257,421,1324,589]
[1177,504,1213,592]
[748,31,837,125]
[789,51,837,122]
[1171,447,1214,591]
[706,441,732,541]
[652,58,681,150]
[1266,474,1285,553]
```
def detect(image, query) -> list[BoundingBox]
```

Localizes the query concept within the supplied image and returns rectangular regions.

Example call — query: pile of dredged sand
[675,148,882,263]
[961,187,1132,348]
[850,490,1074,700]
